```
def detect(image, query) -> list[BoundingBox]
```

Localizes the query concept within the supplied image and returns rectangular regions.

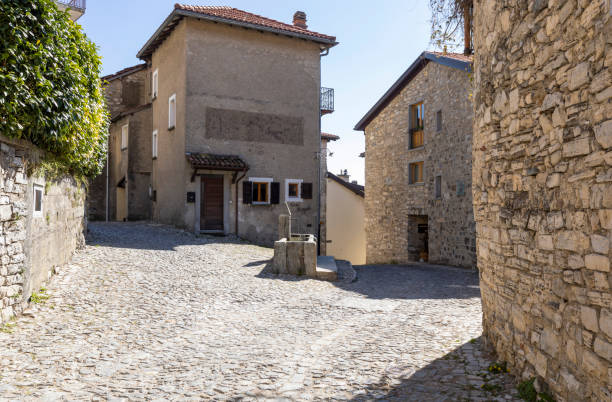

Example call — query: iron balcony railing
[56,0,86,11]
[321,87,334,113]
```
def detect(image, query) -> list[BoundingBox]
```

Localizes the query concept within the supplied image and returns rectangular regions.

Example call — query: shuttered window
[435,175,442,198]
[409,162,424,184]
[244,178,278,205]
[410,102,424,149]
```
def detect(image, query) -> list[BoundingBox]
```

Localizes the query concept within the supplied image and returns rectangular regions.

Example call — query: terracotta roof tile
[425,51,473,63]
[174,4,336,42]
[321,132,339,141]
[186,153,249,171]
[101,64,147,82]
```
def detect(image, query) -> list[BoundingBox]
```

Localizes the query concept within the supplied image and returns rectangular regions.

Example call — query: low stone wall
[473,0,611,400]
[0,137,86,324]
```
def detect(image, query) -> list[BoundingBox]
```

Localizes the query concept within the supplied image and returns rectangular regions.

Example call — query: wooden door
[201,176,224,231]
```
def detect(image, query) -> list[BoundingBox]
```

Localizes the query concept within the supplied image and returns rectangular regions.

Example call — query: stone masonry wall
[473,0,611,399]
[0,137,86,324]
[364,61,475,267]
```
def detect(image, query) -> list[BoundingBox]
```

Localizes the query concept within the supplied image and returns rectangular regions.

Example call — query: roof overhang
[353,52,472,131]
[137,9,338,60]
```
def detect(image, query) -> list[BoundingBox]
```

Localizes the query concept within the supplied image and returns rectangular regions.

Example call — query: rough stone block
[568,62,590,90]
[594,119,612,149]
[0,205,12,221]
[541,328,560,357]
[585,254,610,272]
[600,309,612,338]
[581,306,599,332]
[537,234,554,250]
[562,138,591,157]
[599,210,612,229]
[582,350,608,380]
[594,337,612,362]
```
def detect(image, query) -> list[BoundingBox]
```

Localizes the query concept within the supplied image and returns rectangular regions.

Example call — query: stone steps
[316,256,337,281]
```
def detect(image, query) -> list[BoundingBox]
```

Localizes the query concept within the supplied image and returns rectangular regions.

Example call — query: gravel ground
[0,222,520,401]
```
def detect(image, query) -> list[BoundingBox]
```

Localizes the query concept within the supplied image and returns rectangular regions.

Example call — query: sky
[79,0,435,185]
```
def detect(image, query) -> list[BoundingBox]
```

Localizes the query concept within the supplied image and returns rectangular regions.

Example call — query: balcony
[321,87,334,115]
[55,0,86,21]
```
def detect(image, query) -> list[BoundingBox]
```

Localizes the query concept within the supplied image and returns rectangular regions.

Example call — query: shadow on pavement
[86,222,250,251]
[350,336,520,401]
[336,264,481,300]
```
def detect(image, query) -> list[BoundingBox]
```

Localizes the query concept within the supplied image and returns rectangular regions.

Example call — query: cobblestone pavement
[0,223,521,401]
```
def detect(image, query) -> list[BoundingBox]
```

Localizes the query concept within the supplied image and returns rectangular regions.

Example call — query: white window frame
[152,130,158,159]
[285,178,303,202]
[168,94,176,130]
[152,69,158,99]
[33,184,43,218]
[249,177,273,205]
[121,124,128,150]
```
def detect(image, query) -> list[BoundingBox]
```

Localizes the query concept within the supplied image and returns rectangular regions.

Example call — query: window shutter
[242,181,252,204]
[408,108,413,148]
[301,182,313,199]
[271,182,280,204]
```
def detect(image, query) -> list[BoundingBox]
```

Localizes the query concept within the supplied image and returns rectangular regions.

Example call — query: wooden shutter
[270,182,280,204]
[242,181,252,204]
[301,182,313,199]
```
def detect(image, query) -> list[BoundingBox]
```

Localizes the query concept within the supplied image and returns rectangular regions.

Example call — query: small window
[285,179,303,202]
[152,130,158,159]
[435,175,442,199]
[409,162,424,184]
[249,177,273,204]
[168,94,176,130]
[436,110,442,132]
[121,124,128,150]
[152,69,158,99]
[33,184,43,217]
[410,102,424,148]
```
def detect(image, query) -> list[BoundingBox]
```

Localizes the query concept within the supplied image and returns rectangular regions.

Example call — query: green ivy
[0,0,109,177]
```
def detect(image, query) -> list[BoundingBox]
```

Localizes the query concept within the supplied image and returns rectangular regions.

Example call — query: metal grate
[320,87,334,113]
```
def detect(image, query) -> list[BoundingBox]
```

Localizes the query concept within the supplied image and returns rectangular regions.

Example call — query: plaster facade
[361,58,476,268]
[473,0,612,399]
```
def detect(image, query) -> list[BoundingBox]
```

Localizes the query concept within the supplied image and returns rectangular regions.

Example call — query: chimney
[293,11,307,29]
[338,169,350,182]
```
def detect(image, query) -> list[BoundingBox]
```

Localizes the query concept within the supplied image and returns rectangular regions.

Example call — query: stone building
[355,51,476,268]
[89,64,152,222]
[89,5,336,248]
[472,0,611,399]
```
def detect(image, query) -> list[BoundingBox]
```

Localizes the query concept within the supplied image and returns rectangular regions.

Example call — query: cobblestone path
[0,223,520,401]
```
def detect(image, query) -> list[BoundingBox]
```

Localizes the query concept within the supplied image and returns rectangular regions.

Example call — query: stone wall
[473,0,611,399]
[364,61,476,267]
[0,136,86,324]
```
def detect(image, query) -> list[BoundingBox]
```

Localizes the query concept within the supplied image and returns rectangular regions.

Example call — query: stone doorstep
[316,256,338,281]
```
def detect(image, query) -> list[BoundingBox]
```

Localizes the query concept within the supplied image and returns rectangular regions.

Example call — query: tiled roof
[321,132,339,141]
[354,51,473,131]
[426,51,473,63]
[175,5,336,41]
[186,153,249,171]
[101,64,147,82]
[137,5,337,59]
[326,172,364,197]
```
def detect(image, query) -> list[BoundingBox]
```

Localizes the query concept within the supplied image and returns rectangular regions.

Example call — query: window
[285,179,303,202]
[436,110,442,132]
[168,94,176,130]
[435,175,442,199]
[33,184,43,217]
[152,69,158,99]
[249,177,273,204]
[409,161,424,184]
[121,124,128,150]
[410,102,424,148]
[152,130,158,159]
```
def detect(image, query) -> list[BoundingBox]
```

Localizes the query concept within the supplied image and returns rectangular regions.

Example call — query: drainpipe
[234,169,247,237]
[317,47,329,255]
[105,144,109,222]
